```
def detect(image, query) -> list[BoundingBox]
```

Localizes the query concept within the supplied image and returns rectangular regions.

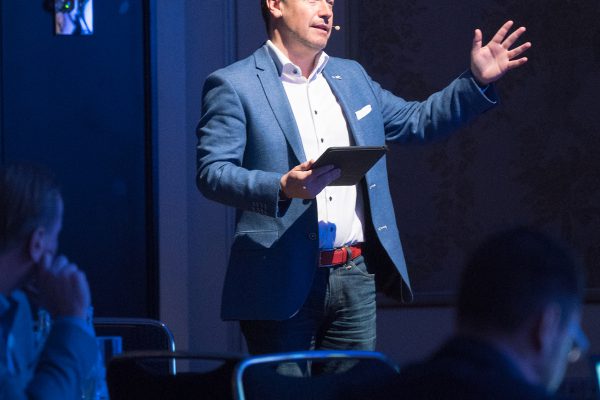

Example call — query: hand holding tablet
[311,146,387,186]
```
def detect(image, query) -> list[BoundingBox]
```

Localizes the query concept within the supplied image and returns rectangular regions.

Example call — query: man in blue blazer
[196,0,531,358]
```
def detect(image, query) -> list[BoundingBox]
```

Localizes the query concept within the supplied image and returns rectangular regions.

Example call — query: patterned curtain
[351,0,600,303]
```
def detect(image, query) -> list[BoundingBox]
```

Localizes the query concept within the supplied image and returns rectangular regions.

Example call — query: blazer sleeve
[196,71,284,218]
[0,295,97,400]
[358,63,499,143]
[25,320,97,400]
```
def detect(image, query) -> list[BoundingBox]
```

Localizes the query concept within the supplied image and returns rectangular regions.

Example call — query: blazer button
[308,233,317,241]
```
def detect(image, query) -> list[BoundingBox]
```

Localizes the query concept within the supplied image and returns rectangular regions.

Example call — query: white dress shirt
[267,41,365,249]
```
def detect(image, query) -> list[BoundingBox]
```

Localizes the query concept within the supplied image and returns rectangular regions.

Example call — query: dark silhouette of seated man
[382,227,587,400]
[0,163,97,399]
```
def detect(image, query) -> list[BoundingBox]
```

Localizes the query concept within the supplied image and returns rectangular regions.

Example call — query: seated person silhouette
[0,163,97,399]
[378,227,587,400]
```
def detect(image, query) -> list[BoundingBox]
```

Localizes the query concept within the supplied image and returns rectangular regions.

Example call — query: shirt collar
[266,40,329,82]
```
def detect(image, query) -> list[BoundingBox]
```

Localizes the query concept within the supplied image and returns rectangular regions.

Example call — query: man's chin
[307,40,328,53]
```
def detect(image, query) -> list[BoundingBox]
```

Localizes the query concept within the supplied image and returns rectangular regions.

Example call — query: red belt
[319,244,363,267]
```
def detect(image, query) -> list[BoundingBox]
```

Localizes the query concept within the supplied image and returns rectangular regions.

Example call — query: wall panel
[0,1,155,317]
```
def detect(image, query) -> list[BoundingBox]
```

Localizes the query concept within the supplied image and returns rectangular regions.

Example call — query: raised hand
[35,253,91,319]
[280,160,341,199]
[470,20,532,86]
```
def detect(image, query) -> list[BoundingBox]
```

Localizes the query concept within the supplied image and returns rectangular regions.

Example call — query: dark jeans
[240,255,376,375]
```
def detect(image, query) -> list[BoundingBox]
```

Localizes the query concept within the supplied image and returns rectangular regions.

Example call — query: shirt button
[314,110,318,115]
[329,196,333,201]
[321,138,324,143]
[308,233,317,241]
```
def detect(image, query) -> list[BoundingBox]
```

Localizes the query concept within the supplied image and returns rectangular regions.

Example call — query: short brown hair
[457,227,585,334]
[0,163,61,253]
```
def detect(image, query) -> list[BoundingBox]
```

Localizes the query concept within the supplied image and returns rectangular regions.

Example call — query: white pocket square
[355,104,372,120]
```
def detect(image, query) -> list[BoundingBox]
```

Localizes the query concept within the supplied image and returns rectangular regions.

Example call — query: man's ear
[28,227,46,264]
[533,304,562,354]
[266,0,283,19]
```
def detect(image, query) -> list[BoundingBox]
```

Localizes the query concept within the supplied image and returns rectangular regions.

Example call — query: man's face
[540,310,583,392]
[275,0,334,57]
[28,196,63,282]
[42,196,64,260]
[11,196,63,294]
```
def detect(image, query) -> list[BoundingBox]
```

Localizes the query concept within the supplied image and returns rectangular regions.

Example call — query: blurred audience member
[0,163,97,399]
[380,227,587,400]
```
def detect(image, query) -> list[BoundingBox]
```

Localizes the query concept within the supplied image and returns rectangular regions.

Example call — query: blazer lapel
[254,46,306,163]
[323,64,365,146]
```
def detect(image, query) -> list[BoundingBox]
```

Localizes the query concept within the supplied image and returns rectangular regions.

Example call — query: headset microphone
[333,25,341,31]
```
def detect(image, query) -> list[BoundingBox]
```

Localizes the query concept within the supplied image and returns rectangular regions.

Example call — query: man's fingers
[323,167,341,184]
[309,164,337,178]
[295,159,315,171]
[506,57,528,71]
[50,255,69,271]
[490,20,514,44]
[310,167,341,192]
[69,269,89,292]
[507,42,532,60]
[58,263,78,278]
[283,162,340,199]
[295,167,340,198]
[472,29,483,52]
[502,26,527,49]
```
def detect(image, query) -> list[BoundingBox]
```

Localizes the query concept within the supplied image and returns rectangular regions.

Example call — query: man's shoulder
[208,49,366,79]
[209,46,268,78]
[390,338,554,400]
[326,55,362,67]
[393,362,553,400]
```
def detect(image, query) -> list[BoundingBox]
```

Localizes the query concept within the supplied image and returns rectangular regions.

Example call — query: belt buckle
[319,249,333,268]
[319,247,341,268]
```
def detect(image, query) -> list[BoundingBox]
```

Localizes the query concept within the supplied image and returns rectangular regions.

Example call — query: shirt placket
[308,79,336,248]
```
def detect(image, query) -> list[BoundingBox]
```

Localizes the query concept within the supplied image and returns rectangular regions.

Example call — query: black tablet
[311,146,387,186]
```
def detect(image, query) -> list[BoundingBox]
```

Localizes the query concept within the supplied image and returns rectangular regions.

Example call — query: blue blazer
[197,45,497,321]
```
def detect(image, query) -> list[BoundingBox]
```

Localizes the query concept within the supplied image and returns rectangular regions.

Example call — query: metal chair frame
[93,317,177,373]
[232,350,399,400]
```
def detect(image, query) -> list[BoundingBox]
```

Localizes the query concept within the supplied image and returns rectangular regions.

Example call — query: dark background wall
[0,0,155,317]
[351,0,600,303]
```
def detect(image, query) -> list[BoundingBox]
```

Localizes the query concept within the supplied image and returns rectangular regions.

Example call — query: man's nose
[317,1,333,19]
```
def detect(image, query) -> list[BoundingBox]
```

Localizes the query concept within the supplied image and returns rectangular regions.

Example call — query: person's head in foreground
[457,227,587,393]
[0,162,64,297]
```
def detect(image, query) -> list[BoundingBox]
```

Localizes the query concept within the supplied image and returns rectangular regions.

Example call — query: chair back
[93,317,176,373]
[233,350,400,400]
[107,351,245,400]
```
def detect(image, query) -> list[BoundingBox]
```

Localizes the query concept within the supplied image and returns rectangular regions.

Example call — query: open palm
[471,20,531,85]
